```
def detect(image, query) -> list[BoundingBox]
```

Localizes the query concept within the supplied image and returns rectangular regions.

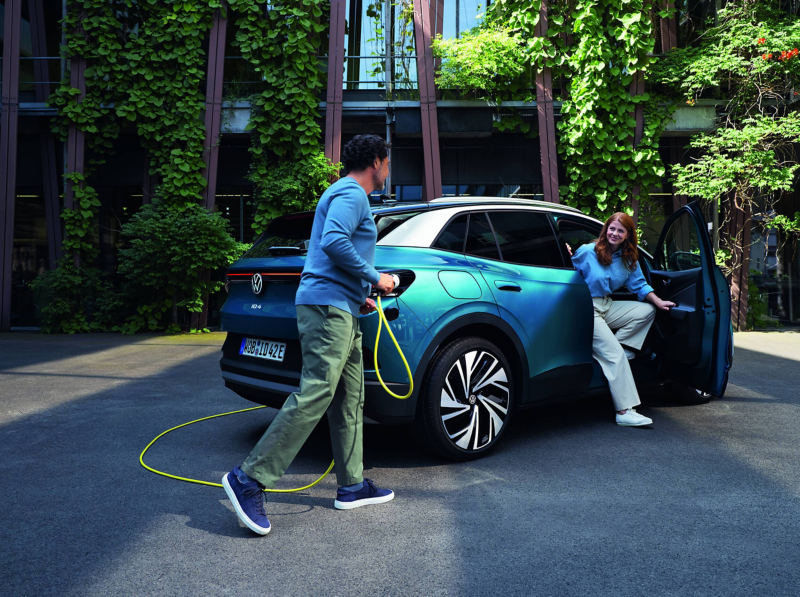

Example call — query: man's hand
[360,297,377,315]
[374,272,395,296]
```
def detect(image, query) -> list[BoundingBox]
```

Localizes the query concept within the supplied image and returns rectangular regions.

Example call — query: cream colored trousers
[592,297,656,412]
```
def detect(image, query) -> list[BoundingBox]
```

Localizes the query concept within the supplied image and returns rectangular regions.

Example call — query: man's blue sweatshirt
[295,177,381,316]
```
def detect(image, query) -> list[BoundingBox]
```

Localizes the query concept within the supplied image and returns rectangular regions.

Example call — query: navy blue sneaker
[222,467,271,535]
[334,478,395,510]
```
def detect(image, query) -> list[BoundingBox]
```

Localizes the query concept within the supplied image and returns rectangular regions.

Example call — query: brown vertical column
[629,71,644,222]
[535,0,559,203]
[660,2,677,53]
[201,5,227,213]
[0,0,22,331]
[195,6,228,331]
[727,200,751,331]
[64,51,86,269]
[414,0,442,201]
[29,0,63,268]
[325,0,346,168]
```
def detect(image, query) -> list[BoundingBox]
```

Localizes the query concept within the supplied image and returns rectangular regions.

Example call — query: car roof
[370,197,585,216]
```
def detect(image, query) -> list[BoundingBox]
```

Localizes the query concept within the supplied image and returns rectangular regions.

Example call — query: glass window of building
[344,0,390,90]
[441,0,485,40]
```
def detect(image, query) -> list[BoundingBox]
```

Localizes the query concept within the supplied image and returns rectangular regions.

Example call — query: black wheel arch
[408,313,529,418]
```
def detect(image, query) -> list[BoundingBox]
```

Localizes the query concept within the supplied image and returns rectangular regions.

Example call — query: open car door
[650,202,733,396]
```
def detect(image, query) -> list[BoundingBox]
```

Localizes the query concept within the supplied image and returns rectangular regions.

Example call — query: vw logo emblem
[251,273,263,295]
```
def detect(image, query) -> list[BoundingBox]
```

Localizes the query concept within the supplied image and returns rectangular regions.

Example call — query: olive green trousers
[241,305,365,488]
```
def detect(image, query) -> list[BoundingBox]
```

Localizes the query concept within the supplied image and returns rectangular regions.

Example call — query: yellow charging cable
[373,295,414,400]
[140,295,410,492]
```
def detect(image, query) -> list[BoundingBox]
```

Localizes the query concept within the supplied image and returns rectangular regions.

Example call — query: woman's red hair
[594,213,639,271]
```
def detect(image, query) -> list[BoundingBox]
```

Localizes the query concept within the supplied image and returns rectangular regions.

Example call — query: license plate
[239,337,286,362]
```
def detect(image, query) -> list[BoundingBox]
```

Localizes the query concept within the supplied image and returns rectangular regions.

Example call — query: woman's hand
[565,243,573,256]
[646,292,676,311]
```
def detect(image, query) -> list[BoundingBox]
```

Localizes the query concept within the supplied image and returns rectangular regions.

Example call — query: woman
[570,213,675,427]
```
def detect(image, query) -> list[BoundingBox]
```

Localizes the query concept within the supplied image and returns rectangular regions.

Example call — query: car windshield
[244,212,315,258]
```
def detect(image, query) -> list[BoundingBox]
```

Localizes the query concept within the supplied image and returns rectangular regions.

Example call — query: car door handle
[494,281,521,292]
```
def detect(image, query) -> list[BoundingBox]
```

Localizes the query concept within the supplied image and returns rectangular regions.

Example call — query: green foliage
[431,0,669,219]
[433,28,529,97]
[52,1,220,204]
[557,0,664,219]
[61,173,102,261]
[649,3,800,114]
[44,1,330,332]
[117,203,248,334]
[650,1,800,280]
[50,1,223,268]
[671,114,800,204]
[28,261,123,334]
[251,151,340,231]
[227,0,334,231]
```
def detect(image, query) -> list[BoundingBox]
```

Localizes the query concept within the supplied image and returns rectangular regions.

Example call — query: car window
[375,211,425,241]
[659,212,703,271]
[432,214,468,253]
[488,211,565,268]
[553,215,601,255]
[465,213,500,260]
[244,212,315,257]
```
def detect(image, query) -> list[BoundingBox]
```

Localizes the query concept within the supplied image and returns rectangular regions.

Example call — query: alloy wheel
[440,349,511,451]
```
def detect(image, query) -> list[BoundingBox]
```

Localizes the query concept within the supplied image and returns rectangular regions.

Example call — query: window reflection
[442,0,485,39]
[342,0,417,92]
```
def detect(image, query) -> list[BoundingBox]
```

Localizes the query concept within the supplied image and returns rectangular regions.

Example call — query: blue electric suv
[219,198,733,460]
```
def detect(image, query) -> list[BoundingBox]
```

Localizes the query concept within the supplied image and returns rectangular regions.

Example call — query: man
[222,135,396,535]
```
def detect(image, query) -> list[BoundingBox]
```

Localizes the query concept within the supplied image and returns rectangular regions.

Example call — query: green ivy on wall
[556,0,666,218]
[43,0,250,333]
[432,0,672,220]
[228,0,338,233]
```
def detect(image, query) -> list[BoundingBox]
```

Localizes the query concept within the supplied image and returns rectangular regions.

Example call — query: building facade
[1,0,799,331]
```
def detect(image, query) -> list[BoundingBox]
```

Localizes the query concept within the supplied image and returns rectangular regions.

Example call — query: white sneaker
[616,408,653,426]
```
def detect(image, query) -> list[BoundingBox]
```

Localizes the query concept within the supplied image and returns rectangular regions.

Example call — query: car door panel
[464,211,594,403]
[470,259,594,403]
[651,203,733,394]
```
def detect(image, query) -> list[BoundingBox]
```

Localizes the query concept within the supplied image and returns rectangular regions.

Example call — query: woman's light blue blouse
[571,242,654,301]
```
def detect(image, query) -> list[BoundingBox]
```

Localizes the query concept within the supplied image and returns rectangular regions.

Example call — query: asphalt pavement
[1,331,798,597]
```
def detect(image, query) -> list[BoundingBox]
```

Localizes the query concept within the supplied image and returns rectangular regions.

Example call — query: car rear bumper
[220,333,414,424]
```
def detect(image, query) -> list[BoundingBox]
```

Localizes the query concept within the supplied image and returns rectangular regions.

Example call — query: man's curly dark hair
[341,134,389,173]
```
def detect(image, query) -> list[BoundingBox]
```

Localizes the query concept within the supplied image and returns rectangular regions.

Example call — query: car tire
[415,337,514,461]
[664,381,714,404]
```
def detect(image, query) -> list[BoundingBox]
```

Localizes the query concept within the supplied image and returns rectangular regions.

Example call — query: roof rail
[428,197,583,214]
